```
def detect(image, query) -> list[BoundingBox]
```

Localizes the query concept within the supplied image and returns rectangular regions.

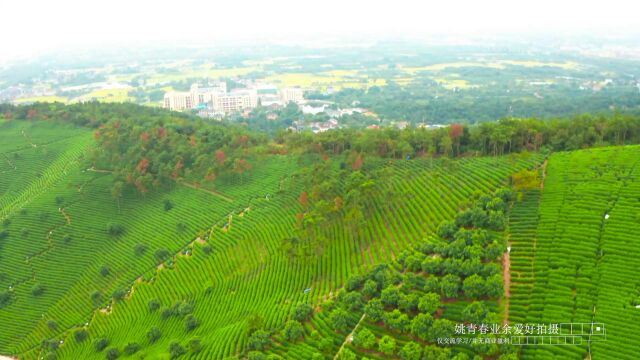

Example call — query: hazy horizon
[2,0,640,63]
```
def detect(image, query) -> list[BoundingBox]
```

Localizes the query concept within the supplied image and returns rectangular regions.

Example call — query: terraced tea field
[510,146,640,360]
[0,119,542,359]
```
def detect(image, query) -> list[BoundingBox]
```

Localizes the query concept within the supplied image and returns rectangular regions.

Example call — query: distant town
[3,41,640,131]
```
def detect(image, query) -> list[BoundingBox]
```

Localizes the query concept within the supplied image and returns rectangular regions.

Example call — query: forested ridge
[2,103,640,195]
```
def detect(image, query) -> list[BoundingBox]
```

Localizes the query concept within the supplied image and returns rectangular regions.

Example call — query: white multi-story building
[212,89,257,113]
[163,92,189,110]
[163,82,227,111]
[280,87,304,104]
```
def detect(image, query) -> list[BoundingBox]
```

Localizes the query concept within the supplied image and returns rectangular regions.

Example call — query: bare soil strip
[181,182,234,202]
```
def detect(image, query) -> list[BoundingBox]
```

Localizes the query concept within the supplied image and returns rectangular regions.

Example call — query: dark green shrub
[147,327,162,343]
[124,342,140,355]
[74,329,88,343]
[106,223,125,237]
[32,283,44,297]
[94,337,109,352]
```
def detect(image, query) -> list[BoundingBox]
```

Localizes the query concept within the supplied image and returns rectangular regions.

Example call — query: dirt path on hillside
[60,208,71,225]
[333,314,366,360]
[86,167,112,173]
[540,159,548,189]
[21,130,36,147]
[181,182,234,202]
[2,154,16,170]
[502,247,511,324]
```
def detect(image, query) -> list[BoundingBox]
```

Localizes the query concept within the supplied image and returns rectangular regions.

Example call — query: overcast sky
[1,0,639,62]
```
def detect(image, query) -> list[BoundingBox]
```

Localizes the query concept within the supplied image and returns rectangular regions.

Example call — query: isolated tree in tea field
[384,309,410,333]
[247,330,271,351]
[105,347,120,360]
[184,314,199,332]
[462,301,489,324]
[342,291,364,311]
[364,298,385,322]
[293,303,313,322]
[124,342,140,355]
[188,338,202,354]
[378,335,396,356]
[423,345,452,360]
[418,292,440,314]
[282,320,304,342]
[429,319,455,342]
[411,313,434,340]
[484,274,504,297]
[399,341,423,360]
[106,223,124,237]
[31,283,44,297]
[74,329,88,343]
[462,274,486,298]
[330,308,351,333]
[381,286,400,307]
[512,168,539,190]
[362,279,379,298]
[338,348,357,360]
[147,327,162,343]
[169,342,186,359]
[353,327,375,349]
[441,274,461,298]
[93,338,109,352]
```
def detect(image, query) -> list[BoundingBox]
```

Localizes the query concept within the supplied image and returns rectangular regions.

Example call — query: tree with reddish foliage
[204,169,216,182]
[449,123,464,155]
[215,150,226,165]
[134,175,151,194]
[136,158,150,174]
[299,192,309,208]
[140,132,150,142]
[172,159,184,179]
[156,127,167,139]
[352,153,364,170]
[189,135,197,146]
[94,130,102,140]
[237,135,249,148]
[26,109,38,120]
[233,159,252,184]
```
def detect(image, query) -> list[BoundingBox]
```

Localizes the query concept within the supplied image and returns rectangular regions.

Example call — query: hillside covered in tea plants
[0,103,639,360]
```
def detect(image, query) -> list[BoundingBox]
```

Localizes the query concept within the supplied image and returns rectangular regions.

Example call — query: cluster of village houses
[163,80,448,133]
[163,81,366,133]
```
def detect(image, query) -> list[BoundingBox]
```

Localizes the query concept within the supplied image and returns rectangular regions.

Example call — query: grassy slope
[0,120,541,359]
[510,146,640,360]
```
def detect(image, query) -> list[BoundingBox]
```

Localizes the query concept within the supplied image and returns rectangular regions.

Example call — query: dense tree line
[280,113,640,158]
